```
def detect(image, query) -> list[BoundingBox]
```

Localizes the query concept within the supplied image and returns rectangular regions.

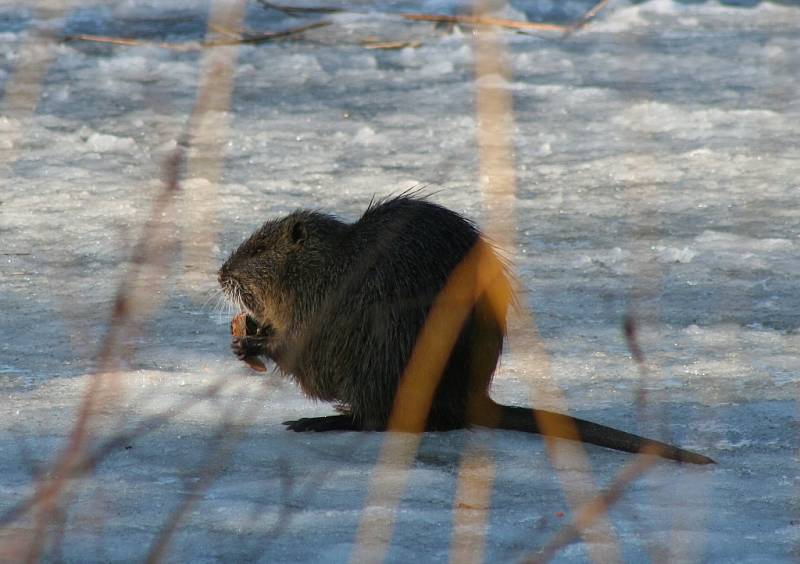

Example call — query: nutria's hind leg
[282,415,361,432]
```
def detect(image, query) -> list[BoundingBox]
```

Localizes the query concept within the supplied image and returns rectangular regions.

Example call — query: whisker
[212,293,229,322]
[200,287,220,309]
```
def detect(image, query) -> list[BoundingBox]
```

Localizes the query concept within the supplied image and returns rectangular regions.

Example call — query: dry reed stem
[244,433,368,561]
[407,0,611,34]
[17,132,185,555]
[388,241,506,433]
[19,142,185,561]
[0,14,63,176]
[142,7,257,557]
[512,314,624,564]
[2,2,246,554]
[450,445,493,564]
[470,6,621,562]
[351,240,505,564]
[623,312,679,564]
[349,433,420,564]
[181,0,246,293]
[447,8,514,559]
[621,163,716,564]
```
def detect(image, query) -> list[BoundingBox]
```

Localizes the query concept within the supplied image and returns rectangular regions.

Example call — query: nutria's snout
[217,266,241,307]
[217,269,230,295]
[218,261,239,291]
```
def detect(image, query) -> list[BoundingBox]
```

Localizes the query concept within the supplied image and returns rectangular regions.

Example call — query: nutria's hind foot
[282,415,360,432]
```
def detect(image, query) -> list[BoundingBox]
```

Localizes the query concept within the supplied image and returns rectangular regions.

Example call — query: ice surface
[1,0,799,562]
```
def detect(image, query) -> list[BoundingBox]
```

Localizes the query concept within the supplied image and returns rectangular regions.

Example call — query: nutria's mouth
[219,274,256,318]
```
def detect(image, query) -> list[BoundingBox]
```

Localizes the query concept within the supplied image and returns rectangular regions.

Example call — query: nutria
[218,194,713,464]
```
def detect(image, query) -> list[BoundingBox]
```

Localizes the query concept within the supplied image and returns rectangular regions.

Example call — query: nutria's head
[218,210,346,334]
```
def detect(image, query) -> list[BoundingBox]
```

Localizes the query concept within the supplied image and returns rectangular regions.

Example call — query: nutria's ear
[290,220,307,247]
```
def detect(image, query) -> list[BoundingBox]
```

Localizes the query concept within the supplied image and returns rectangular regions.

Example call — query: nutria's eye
[291,221,307,247]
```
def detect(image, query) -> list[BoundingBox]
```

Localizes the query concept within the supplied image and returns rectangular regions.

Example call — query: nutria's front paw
[231,336,267,359]
[230,312,273,372]
[230,337,268,372]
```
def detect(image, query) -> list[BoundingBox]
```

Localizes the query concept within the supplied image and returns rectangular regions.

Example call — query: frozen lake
[1,1,798,562]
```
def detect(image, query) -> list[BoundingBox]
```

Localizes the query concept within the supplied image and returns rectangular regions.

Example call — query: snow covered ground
[1,0,798,562]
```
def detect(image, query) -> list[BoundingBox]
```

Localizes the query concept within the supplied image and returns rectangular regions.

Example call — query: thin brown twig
[62,4,608,57]
[624,313,645,367]
[141,6,254,556]
[63,21,331,51]
[48,506,68,564]
[624,311,659,455]
[207,23,244,40]
[361,40,422,50]
[400,13,567,33]
[523,450,662,564]
[255,0,341,16]
[255,2,607,34]
[572,0,611,31]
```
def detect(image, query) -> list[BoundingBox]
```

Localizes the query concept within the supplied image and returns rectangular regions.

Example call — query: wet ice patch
[98,55,163,83]
[613,102,782,137]
[695,231,794,253]
[353,126,385,146]
[83,132,136,153]
[573,246,631,274]
[251,52,328,85]
[653,245,696,264]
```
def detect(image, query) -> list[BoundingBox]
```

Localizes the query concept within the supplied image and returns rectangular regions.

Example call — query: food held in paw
[231,312,267,372]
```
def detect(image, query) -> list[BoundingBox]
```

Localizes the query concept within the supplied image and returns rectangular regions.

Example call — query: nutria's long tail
[481,403,714,465]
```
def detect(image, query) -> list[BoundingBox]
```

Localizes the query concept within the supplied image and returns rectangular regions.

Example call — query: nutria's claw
[231,337,249,360]
[283,418,331,432]
[231,335,269,359]
[282,419,309,431]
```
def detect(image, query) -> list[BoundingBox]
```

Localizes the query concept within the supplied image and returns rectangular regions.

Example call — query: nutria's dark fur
[219,195,713,464]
